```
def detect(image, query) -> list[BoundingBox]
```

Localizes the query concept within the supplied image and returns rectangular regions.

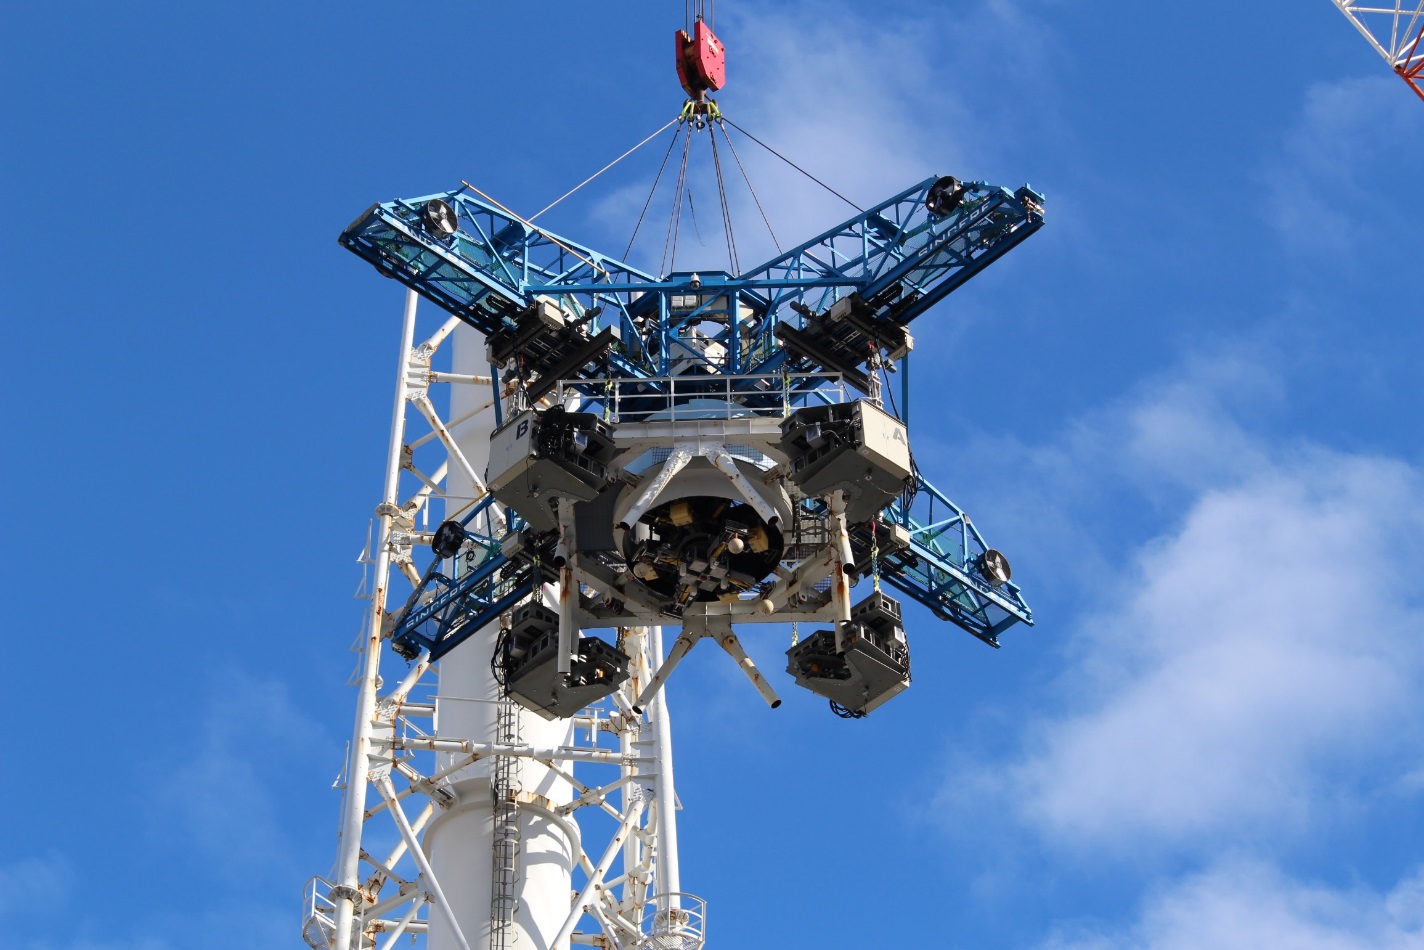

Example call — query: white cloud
[153,672,328,872]
[1264,75,1424,258]
[1044,860,1424,950]
[0,854,72,920]
[1018,454,1424,845]
[1018,349,1282,500]
[943,351,1424,852]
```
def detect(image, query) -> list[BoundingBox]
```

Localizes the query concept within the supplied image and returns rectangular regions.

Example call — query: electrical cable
[882,359,902,420]
[722,118,863,212]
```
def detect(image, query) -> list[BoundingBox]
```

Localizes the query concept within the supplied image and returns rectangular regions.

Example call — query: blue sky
[4,2,1424,947]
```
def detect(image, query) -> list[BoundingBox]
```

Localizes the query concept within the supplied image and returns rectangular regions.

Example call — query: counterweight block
[786,591,912,716]
[499,603,631,720]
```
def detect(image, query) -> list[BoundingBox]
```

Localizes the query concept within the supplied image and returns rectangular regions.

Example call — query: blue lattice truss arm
[339,175,1043,380]
[871,476,1032,647]
[388,497,540,661]
[345,176,1043,660]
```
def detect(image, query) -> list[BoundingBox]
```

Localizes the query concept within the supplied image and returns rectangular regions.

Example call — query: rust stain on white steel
[558,497,579,676]
[633,627,702,710]
[829,491,854,623]
[715,629,783,708]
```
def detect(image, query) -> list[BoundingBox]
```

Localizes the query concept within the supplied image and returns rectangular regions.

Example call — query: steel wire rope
[528,116,682,223]
[669,150,692,271]
[461,180,609,280]
[660,128,693,272]
[624,119,686,259]
[661,124,694,276]
[721,118,863,212]
[706,122,740,274]
[686,0,713,30]
[716,119,781,254]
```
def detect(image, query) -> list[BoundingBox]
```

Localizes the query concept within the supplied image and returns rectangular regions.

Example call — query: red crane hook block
[675,20,726,98]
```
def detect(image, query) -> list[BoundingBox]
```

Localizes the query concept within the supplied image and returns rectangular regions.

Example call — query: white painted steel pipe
[618,444,693,529]
[368,801,433,874]
[419,315,463,354]
[375,898,428,950]
[552,800,646,949]
[714,628,783,708]
[708,444,781,526]
[633,627,701,711]
[388,650,433,705]
[428,371,493,385]
[647,625,682,904]
[379,735,644,763]
[331,288,420,950]
[364,883,425,924]
[411,392,488,497]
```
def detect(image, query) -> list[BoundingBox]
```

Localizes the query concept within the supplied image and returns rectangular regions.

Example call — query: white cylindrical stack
[426,325,576,950]
[427,639,577,950]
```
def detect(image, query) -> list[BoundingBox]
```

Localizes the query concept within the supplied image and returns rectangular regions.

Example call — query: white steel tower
[304,291,702,950]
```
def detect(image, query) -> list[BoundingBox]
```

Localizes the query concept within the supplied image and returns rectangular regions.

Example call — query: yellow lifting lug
[679,97,722,126]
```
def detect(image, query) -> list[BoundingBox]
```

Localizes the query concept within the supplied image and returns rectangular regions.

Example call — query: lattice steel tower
[1333,1,1424,100]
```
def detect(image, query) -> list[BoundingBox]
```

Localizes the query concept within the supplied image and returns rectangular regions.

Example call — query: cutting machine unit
[498,602,631,720]
[786,591,912,716]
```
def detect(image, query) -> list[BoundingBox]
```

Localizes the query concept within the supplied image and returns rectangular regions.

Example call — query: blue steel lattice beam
[389,496,544,661]
[352,176,1044,656]
[868,474,1032,647]
[339,176,1043,383]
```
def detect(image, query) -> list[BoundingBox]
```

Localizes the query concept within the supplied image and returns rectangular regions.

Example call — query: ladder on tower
[490,696,523,949]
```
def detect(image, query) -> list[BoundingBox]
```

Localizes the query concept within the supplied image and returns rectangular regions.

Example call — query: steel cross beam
[390,464,1034,662]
